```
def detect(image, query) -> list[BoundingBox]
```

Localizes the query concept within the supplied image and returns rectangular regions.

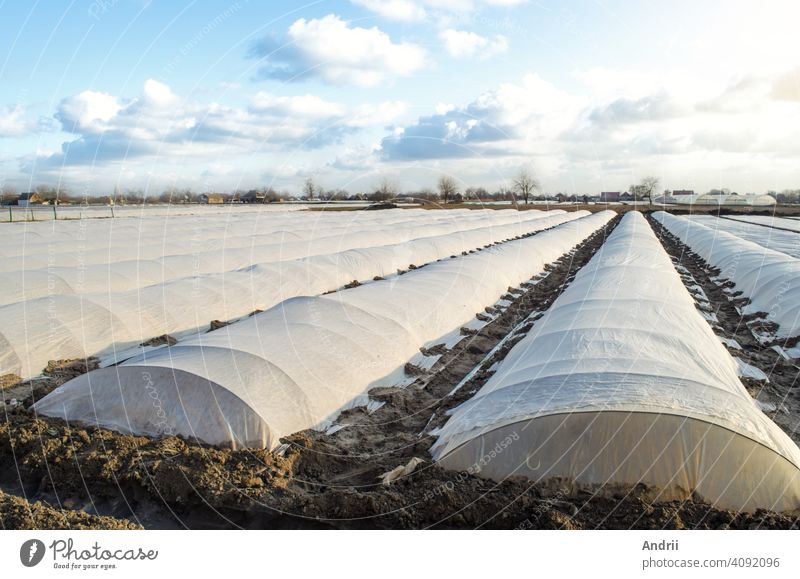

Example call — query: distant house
[673,189,694,196]
[599,191,621,202]
[241,190,266,204]
[17,192,43,207]
[620,192,634,202]
[199,193,224,204]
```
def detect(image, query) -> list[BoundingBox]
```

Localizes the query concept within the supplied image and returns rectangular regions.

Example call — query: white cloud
[0,105,36,137]
[252,15,427,87]
[439,29,507,59]
[249,92,406,128]
[329,144,381,171]
[351,0,526,21]
[352,0,427,21]
[56,91,122,133]
[379,67,800,192]
[250,92,346,119]
[33,80,408,179]
[566,71,800,189]
[771,68,800,102]
[381,73,584,160]
[348,101,409,128]
[435,102,455,115]
[142,79,179,107]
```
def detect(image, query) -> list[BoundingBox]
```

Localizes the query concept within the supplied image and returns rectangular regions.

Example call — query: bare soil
[0,489,140,530]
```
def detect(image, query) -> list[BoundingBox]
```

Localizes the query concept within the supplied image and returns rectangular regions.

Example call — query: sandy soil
[2,214,799,529]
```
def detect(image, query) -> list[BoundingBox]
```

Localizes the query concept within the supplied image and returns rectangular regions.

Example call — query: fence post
[111,205,115,218]
[53,205,57,220]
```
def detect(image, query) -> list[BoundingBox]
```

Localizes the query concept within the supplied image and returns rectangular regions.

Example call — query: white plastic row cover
[0,203,306,225]
[0,209,547,297]
[0,210,575,380]
[655,211,800,339]
[433,211,800,512]
[34,211,615,449]
[0,208,515,262]
[686,215,800,259]
[725,214,800,234]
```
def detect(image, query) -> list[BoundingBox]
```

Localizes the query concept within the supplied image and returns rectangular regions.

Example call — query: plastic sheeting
[655,211,800,339]
[0,207,523,263]
[33,211,615,449]
[686,215,800,259]
[0,202,308,223]
[432,212,800,512]
[725,214,800,233]
[1,210,576,380]
[0,208,542,300]
[654,194,776,207]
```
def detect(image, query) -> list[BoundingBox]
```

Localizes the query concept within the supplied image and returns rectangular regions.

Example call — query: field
[1,205,800,529]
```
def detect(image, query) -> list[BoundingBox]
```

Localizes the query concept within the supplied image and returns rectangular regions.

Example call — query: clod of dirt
[44,358,99,381]
[140,334,177,347]
[0,374,22,390]
[0,490,141,530]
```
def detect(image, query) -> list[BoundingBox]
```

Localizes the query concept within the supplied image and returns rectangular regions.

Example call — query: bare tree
[124,188,144,204]
[437,175,458,205]
[639,176,660,205]
[372,178,398,201]
[465,186,489,199]
[496,186,513,200]
[263,187,281,202]
[1,184,17,204]
[328,188,349,201]
[512,169,539,205]
[412,187,437,203]
[158,186,182,204]
[303,177,316,200]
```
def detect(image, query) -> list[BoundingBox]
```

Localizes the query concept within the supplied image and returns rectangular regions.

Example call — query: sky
[0,0,799,196]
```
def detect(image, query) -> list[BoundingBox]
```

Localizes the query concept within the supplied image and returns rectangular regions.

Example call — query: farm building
[17,192,42,207]
[199,193,225,204]
[240,190,266,203]
[599,191,620,202]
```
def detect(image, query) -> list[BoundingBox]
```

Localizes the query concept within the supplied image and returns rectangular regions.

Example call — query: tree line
[3,172,795,206]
